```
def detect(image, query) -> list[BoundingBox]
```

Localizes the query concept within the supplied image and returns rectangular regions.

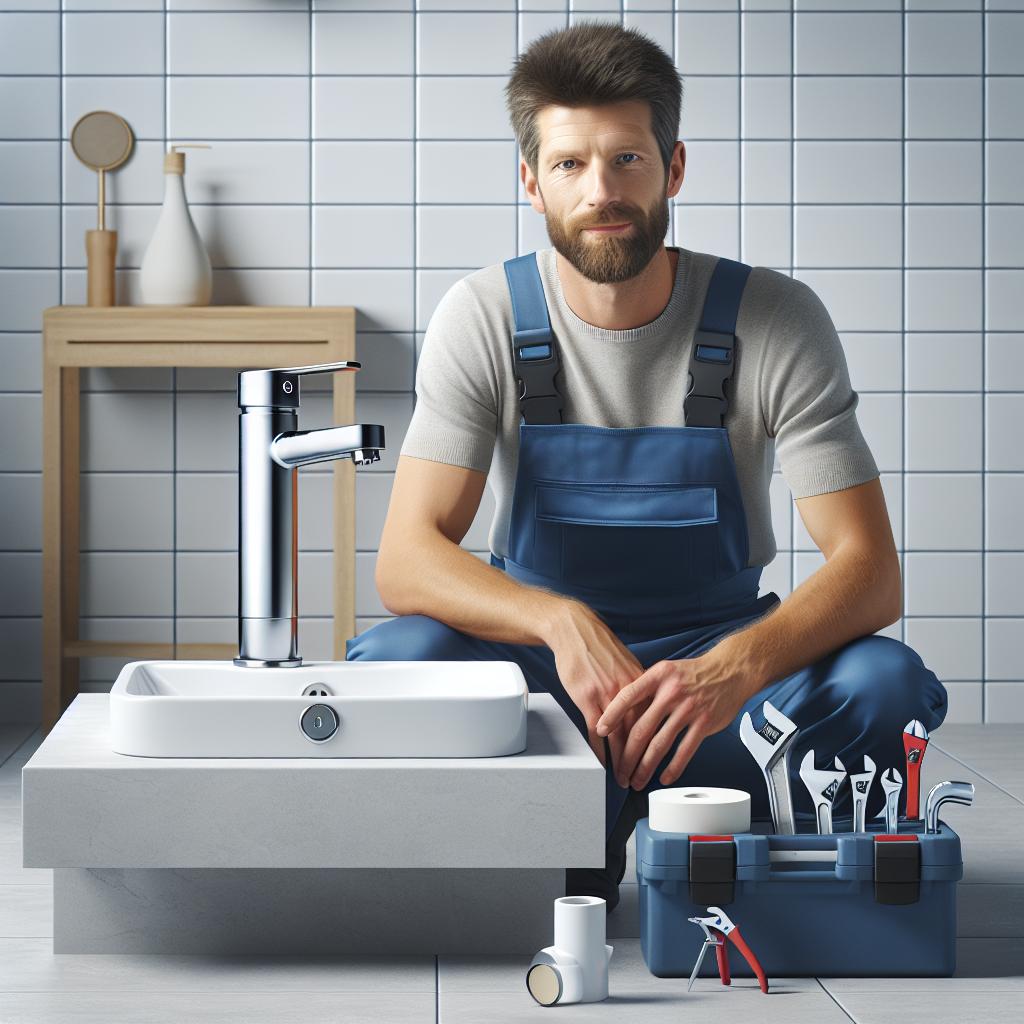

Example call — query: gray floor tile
[0,991,434,1024]
[0,724,36,763]
[0,840,50,885]
[822,937,1024,988]
[606,883,639,939]
[0,728,41,784]
[0,938,435,993]
[819,985,1024,1024]
[958,884,1024,938]
[934,725,1024,803]
[0,884,52,938]
[440,938,847,1022]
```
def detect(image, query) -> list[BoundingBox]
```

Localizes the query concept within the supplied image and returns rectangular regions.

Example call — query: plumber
[346,22,948,912]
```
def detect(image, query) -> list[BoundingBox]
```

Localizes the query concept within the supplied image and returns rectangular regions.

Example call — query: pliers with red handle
[686,906,769,995]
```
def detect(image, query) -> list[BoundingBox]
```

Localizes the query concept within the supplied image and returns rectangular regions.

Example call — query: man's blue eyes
[556,154,640,170]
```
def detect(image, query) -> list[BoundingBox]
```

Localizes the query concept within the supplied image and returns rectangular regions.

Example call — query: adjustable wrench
[798,750,847,834]
[880,767,903,834]
[848,755,876,833]
[739,700,799,834]
[903,719,930,821]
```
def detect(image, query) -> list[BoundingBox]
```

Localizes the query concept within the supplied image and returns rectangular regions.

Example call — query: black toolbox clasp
[689,835,737,906]
[874,835,921,905]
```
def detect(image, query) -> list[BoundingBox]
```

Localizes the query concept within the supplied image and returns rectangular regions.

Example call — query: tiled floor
[1,722,1022,1023]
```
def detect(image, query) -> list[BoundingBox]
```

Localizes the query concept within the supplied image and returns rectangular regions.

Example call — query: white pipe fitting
[526,895,613,1006]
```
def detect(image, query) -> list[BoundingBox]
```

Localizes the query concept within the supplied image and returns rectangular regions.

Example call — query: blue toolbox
[635,816,964,978]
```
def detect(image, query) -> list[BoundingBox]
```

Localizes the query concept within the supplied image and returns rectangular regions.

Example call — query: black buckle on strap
[873,836,921,905]
[689,836,736,906]
[513,329,564,425]
[685,328,736,428]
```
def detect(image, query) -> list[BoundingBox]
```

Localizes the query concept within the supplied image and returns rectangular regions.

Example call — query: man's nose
[583,162,627,208]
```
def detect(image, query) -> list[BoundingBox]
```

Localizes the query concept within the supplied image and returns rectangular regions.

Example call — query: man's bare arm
[708,476,903,692]
[374,454,573,646]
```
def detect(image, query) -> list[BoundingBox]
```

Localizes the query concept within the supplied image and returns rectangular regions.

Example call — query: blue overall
[347,251,948,898]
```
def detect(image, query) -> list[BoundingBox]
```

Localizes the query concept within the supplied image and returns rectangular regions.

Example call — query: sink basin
[109,660,528,758]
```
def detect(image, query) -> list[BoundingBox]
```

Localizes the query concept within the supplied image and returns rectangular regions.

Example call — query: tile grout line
[932,740,1024,808]
[815,978,859,1023]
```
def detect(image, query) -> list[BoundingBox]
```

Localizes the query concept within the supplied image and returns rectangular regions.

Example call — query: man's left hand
[595,648,760,790]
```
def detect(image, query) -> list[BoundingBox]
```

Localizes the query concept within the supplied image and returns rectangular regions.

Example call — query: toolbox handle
[769,850,838,864]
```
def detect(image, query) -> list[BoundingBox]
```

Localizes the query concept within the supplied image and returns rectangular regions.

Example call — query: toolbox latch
[689,834,736,906]
[873,835,921,905]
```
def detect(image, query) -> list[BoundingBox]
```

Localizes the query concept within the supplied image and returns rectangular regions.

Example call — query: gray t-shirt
[400,245,879,568]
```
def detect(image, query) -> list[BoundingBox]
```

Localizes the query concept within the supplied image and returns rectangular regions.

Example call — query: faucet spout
[270,423,385,469]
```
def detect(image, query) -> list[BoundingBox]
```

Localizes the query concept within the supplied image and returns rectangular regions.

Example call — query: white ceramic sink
[109,660,528,758]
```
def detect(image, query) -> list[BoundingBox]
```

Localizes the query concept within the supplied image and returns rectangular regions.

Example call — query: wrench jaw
[739,701,800,835]
[848,755,877,834]
[798,751,847,835]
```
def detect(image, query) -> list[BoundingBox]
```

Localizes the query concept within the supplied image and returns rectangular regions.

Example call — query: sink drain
[300,703,339,743]
[301,683,332,697]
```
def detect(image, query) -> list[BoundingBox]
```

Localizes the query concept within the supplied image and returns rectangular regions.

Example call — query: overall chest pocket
[533,481,720,592]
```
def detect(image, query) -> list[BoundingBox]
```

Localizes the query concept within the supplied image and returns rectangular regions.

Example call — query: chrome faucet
[234,361,385,667]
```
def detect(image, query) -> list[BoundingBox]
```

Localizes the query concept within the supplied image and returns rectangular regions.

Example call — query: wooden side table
[41,306,357,734]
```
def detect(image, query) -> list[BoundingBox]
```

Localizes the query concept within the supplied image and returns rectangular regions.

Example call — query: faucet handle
[238,361,360,409]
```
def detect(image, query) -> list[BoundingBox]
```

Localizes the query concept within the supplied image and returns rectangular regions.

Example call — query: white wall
[0,0,1022,723]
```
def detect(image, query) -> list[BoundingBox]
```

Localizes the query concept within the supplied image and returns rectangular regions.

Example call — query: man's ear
[521,159,546,214]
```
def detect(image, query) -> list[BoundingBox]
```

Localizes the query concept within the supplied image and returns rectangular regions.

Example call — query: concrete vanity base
[24,694,604,955]
[54,867,565,955]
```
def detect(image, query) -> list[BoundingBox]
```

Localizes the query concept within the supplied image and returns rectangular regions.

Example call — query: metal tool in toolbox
[903,719,930,821]
[925,780,975,834]
[686,906,769,995]
[798,751,847,834]
[849,755,877,833]
[880,767,903,833]
[739,700,798,834]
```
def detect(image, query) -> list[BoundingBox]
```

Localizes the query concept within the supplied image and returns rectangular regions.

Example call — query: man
[347,22,947,911]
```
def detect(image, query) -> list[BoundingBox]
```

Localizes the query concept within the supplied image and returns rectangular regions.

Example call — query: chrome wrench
[739,700,799,834]
[880,767,903,834]
[848,755,876,833]
[798,750,847,834]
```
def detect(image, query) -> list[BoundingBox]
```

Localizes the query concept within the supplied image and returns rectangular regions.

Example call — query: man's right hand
[543,598,649,786]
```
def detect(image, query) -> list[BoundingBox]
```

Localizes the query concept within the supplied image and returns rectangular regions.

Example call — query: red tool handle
[727,927,769,994]
[714,933,731,986]
[903,733,928,819]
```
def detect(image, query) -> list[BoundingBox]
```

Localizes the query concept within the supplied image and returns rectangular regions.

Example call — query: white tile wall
[1,2,1022,723]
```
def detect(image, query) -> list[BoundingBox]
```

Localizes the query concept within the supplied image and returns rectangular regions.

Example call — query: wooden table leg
[41,363,81,735]
[41,362,61,734]
[61,367,81,719]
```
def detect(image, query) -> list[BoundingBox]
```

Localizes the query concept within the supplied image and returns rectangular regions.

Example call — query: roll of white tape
[648,787,751,834]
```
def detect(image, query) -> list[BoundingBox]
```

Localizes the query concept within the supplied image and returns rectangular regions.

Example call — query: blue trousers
[346,611,948,834]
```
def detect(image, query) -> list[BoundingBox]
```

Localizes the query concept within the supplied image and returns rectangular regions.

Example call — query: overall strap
[685,256,753,428]
[503,252,564,424]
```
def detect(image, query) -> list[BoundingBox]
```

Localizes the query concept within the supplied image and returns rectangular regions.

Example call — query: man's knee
[824,634,947,734]
[345,614,476,662]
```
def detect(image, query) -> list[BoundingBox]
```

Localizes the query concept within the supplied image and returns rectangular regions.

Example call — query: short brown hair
[505,21,683,181]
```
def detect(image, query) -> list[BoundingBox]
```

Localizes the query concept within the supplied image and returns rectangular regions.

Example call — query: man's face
[525,101,684,284]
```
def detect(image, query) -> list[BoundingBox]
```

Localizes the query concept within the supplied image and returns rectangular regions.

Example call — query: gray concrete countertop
[22,693,605,870]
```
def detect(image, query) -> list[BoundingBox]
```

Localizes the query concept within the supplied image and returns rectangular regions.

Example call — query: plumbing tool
[798,751,847,834]
[903,720,930,821]
[880,767,903,834]
[739,700,799,834]
[687,906,769,995]
[925,780,975,834]
[848,754,876,833]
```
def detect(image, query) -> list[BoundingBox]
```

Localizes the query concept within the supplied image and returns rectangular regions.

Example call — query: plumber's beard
[543,195,670,285]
